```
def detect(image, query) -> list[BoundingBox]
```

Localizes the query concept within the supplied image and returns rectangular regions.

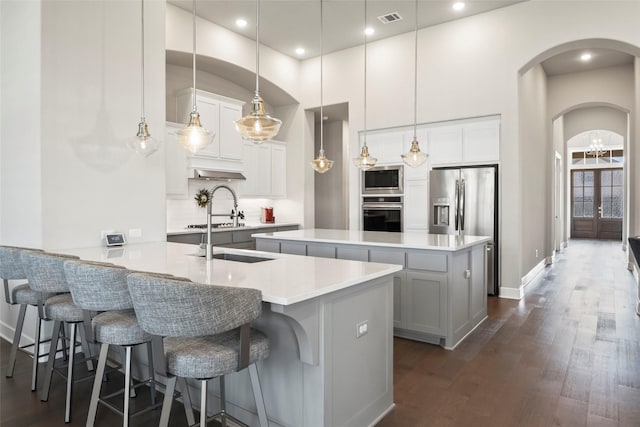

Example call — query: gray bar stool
[20,250,93,424]
[0,245,55,391]
[127,273,271,427]
[63,260,163,427]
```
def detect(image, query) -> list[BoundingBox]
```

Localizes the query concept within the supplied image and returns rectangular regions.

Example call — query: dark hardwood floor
[1,239,639,426]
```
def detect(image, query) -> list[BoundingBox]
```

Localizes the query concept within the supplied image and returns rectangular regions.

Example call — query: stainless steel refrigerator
[429,165,499,295]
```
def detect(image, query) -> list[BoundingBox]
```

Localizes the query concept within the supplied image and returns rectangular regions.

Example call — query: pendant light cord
[192,0,197,111]
[413,0,418,140]
[363,0,367,149]
[255,0,260,95]
[319,0,324,151]
[140,0,145,121]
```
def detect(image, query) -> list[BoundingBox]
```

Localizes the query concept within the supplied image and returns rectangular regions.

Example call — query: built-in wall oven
[362,165,404,195]
[362,196,403,232]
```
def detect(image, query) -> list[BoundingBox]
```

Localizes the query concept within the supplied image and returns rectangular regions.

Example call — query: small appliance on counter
[261,207,275,224]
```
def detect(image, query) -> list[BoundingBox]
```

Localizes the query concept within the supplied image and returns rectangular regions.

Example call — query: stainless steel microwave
[362,165,404,194]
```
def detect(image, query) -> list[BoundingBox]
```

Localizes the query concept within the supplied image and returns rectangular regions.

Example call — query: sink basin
[210,253,273,263]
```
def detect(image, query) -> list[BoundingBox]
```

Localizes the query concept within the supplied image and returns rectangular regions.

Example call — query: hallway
[379,239,640,426]
[1,240,639,426]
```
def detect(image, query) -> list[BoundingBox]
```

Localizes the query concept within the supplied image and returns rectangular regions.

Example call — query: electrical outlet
[129,228,142,238]
[535,249,539,258]
[356,321,368,338]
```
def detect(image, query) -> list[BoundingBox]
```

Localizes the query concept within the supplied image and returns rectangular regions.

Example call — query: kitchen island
[55,242,401,427]
[253,229,491,350]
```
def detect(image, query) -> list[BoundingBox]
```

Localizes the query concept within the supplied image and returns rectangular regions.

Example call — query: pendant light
[311,0,333,173]
[401,0,427,167]
[353,0,377,170]
[234,0,282,143]
[176,0,214,154]
[129,0,159,157]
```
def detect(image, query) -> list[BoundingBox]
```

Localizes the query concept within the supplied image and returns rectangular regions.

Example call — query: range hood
[190,169,246,181]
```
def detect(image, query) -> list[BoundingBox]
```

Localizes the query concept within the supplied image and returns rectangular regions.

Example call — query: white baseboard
[499,258,548,300]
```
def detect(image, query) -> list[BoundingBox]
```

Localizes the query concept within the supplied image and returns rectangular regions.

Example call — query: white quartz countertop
[167,222,298,235]
[54,242,402,306]
[252,229,491,251]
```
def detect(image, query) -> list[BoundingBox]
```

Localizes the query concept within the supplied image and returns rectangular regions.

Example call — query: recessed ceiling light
[364,27,375,36]
[236,18,247,28]
[295,47,305,56]
[452,2,465,11]
[580,53,592,62]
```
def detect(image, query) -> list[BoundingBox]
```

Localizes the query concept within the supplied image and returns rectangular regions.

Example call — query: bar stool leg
[159,376,177,427]
[87,343,109,427]
[31,314,42,391]
[6,304,27,378]
[65,323,77,423]
[146,341,157,405]
[219,376,226,427]
[178,377,195,426]
[78,324,94,372]
[249,364,269,427]
[123,346,132,427]
[200,380,208,427]
[41,320,62,402]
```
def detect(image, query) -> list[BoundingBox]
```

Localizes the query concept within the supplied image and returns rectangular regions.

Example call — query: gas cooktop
[186,223,245,229]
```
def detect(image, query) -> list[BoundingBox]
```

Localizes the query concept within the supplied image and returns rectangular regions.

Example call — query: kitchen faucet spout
[205,185,240,261]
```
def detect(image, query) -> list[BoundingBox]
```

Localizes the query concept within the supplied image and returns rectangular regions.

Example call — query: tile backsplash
[166,181,297,230]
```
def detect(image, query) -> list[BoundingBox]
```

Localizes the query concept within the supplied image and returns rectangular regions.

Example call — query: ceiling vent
[377,12,403,24]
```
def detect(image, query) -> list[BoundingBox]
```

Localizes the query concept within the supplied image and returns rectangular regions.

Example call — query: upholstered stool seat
[128,273,271,427]
[64,260,165,427]
[1,246,55,393]
[44,293,85,322]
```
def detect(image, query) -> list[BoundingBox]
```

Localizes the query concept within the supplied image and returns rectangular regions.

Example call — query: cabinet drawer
[211,232,233,245]
[370,249,406,267]
[167,233,202,245]
[281,242,307,256]
[337,247,369,262]
[276,225,299,232]
[256,240,280,253]
[307,244,336,259]
[407,252,448,272]
[232,230,254,243]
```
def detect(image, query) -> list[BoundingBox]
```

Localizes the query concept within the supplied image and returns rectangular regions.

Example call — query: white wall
[519,64,549,282]
[563,106,629,142]
[314,120,346,229]
[297,0,640,293]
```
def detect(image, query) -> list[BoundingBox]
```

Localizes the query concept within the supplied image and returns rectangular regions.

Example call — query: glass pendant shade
[402,138,427,167]
[353,145,377,170]
[129,119,159,157]
[234,93,282,143]
[311,148,334,173]
[177,110,213,154]
[236,0,282,143]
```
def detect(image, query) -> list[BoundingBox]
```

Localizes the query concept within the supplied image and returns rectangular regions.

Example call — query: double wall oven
[362,165,404,232]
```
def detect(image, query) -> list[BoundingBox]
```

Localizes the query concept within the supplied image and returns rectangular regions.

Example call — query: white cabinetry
[238,141,287,198]
[429,117,500,166]
[402,131,429,231]
[176,89,244,163]
[361,130,404,165]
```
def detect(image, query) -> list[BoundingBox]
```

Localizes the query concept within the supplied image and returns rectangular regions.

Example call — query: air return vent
[377,12,402,24]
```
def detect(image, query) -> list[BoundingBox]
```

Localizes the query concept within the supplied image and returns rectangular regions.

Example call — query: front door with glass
[571,168,623,240]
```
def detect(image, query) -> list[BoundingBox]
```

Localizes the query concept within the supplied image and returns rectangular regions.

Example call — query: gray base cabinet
[256,236,488,349]
[167,225,298,250]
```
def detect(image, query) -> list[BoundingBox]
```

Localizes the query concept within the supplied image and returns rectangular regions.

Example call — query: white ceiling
[541,48,634,76]
[167,0,526,58]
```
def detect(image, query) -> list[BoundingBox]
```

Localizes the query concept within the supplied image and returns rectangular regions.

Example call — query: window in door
[571,169,622,240]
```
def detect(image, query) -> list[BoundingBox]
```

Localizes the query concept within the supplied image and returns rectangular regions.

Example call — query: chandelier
[586,132,607,157]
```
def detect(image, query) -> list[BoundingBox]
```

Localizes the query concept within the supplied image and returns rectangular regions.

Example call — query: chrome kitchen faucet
[205,185,242,261]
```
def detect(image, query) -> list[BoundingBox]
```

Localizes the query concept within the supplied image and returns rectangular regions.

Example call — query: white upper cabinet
[238,141,287,198]
[428,117,500,166]
[361,130,404,165]
[428,125,463,166]
[176,88,244,165]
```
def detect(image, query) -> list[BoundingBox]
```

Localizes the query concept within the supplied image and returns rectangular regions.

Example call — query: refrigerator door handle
[454,180,460,231]
[460,179,465,231]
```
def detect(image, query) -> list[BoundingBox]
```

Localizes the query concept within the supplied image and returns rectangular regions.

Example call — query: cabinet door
[165,122,188,197]
[404,179,429,231]
[219,103,243,160]
[462,119,500,163]
[363,131,403,165]
[428,126,462,166]
[193,96,220,158]
[238,142,271,196]
[393,271,405,328]
[270,143,287,197]
[404,270,448,336]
